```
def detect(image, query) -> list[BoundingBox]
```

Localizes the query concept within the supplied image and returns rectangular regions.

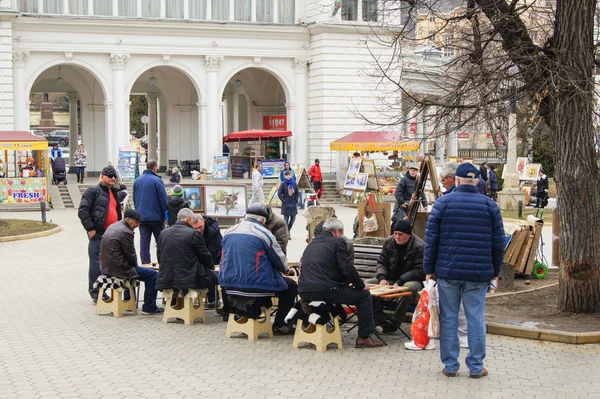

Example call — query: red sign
[409,121,417,133]
[263,115,287,131]
[457,132,470,139]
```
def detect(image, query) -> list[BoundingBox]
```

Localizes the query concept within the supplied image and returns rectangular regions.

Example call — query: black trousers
[87,233,103,300]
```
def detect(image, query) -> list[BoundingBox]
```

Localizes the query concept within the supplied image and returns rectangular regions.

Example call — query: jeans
[139,222,163,265]
[302,286,375,338]
[123,266,159,312]
[283,214,296,231]
[76,166,85,182]
[368,279,422,325]
[438,279,488,375]
[88,233,103,300]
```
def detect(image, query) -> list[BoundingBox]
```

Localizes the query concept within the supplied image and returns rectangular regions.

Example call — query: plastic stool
[292,316,343,352]
[95,286,137,318]
[162,289,208,325]
[225,308,272,341]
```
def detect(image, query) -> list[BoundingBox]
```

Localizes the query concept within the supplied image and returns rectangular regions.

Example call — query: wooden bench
[353,243,383,280]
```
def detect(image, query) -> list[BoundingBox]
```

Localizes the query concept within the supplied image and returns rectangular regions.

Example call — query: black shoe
[272,324,294,335]
[141,307,164,315]
[222,313,229,322]
[377,322,398,334]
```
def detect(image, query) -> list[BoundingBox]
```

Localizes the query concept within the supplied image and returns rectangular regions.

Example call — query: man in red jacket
[308,159,323,198]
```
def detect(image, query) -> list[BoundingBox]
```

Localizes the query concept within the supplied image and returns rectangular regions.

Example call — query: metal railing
[457,148,507,163]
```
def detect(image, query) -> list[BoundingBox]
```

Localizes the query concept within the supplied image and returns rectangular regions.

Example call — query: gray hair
[440,161,459,179]
[323,218,344,234]
[456,176,479,186]
[177,208,201,223]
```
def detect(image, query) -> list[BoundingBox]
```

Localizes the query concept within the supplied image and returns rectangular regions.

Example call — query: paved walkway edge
[486,322,600,344]
[0,225,62,242]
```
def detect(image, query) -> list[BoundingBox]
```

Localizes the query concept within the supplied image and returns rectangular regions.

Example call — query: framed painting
[204,185,247,218]
[524,163,541,180]
[516,157,528,179]
[344,172,357,189]
[182,186,202,211]
[348,156,362,173]
[354,173,368,191]
[361,159,378,190]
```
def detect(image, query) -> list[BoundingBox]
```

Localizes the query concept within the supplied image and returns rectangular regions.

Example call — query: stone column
[160,0,166,18]
[357,0,363,21]
[87,0,93,15]
[198,102,208,169]
[273,0,279,23]
[286,102,295,161]
[112,0,118,16]
[109,53,130,166]
[229,0,234,20]
[251,0,256,22]
[136,0,142,17]
[67,93,79,170]
[221,102,227,136]
[293,58,308,165]
[37,0,43,13]
[498,92,525,210]
[158,98,167,171]
[12,51,29,131]
[103,101,113,164]
[206,0,211,20]
[183,0,189,19]
[146,94,158,161]
[63,0,69,14]
[232,87,239,133]
[203,56,223,169]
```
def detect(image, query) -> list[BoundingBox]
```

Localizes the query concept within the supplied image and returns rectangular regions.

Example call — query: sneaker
[470,368,488,379]
[404,340,436,351]
[141,307,164,315]
[272,324,294,335]
[443,368,457,377]
[355,336,385,348]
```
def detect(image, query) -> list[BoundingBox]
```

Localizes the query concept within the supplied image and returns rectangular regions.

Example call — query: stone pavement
[1,209,598,399]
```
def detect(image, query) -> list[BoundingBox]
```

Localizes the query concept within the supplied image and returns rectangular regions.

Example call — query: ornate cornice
[146,94,159,103]
[293,58,309,72]
[12,51,29,68]
[204,56,223,72]
[109,53,130,69]
[67,92,79,102]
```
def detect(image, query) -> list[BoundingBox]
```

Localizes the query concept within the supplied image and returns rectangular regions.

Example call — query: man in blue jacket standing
[134,160,168,265]
[424,163,505,379]
[219,204,297,334]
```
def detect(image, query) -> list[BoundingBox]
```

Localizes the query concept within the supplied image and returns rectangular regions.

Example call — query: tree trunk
[552,0,600,313]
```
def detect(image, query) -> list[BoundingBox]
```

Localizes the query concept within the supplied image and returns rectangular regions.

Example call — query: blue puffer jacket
[133,170,168,222]
[220,218,288,292]
[489,170,498,191]
[424,184,505,282]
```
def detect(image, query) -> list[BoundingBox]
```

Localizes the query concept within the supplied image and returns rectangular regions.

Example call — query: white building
[0,0,443,175]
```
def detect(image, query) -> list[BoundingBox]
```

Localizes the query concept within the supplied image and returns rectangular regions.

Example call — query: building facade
[1,0,442,174]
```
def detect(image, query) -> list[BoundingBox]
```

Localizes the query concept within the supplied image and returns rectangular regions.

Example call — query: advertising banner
[117,148,140,181]
[212,155,230,180]
[261,159,286,178]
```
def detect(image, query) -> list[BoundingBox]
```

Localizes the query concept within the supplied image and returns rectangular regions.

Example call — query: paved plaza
[1,208,598,399]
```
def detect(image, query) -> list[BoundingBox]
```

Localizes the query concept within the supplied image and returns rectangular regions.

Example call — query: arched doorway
[221,67,289,164]
[28,64,107,174]
[128,65,202,173]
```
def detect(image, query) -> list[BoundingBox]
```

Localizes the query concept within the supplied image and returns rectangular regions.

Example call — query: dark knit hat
[101,166,118,178]
[172,185,183,197]
[393,219,412,235]
[246,204,269,219]
[124,209,142,221]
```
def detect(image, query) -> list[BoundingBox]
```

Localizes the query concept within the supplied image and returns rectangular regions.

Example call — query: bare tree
[357,0,600,313]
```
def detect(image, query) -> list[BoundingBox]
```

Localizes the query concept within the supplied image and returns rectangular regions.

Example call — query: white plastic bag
[425,280,440,339]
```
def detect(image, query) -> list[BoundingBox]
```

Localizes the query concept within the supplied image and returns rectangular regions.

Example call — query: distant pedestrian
[477,166,487,195]
[50,143,62,165]
[133,160,168,265]
[536,168,549,208]
[392,163,426,223]
[424,163,505,378]
[489,165,498,202]
[279,162,296,182]
[479,161,488,182]
[308,159,323,198]
[74,144,87,184]
[77,166,121,303]
[169,167,182,184]
[278,170,299,232]
[248,162,265,206]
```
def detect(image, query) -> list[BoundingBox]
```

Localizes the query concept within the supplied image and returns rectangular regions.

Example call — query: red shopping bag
[410,289,431,349]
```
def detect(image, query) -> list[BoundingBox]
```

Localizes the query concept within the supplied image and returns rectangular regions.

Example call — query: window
[119,0,137,16]
[69,0,88,14]
[17,0,38,12]
[429,14,436,22]
[235,0,251,21]
[167,0,184,18]
[341,0,357,21]
[362,0,377,22]
[94,0,111,15]
[190,0,206,19]
[142,0,160,17]
[278,0,294,24]
[44,0,63,13]
[257,0,273,22]
[212,0,229,20]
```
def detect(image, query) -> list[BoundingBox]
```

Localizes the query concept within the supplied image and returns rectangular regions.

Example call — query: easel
[407,155,441,228]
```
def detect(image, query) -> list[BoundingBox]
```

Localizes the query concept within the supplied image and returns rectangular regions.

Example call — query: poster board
[361,160,379,190]
[212,155,230,180]
[516,157,528,179]
[266,182,282,207]
[117,148,140,181]
[261,159,286,178]
[523,163,541,180]
[204,184,247,218]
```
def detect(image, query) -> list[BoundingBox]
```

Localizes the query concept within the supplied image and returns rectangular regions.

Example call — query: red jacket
[308,164,322,182]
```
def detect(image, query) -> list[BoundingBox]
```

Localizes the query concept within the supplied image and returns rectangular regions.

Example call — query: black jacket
[394,172,426,210]
[78,182,122,234]
[157,221,216,290]
[99,219,138,279]
[480,165,488,181]
[166,196,189,227]
[375,235,425,284]
[537,174,549,197]
[299,231,365,294]
[203,216,223,264]
[266,206,289,255]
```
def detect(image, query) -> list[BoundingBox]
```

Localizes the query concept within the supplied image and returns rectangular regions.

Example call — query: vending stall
[0,131,49,205]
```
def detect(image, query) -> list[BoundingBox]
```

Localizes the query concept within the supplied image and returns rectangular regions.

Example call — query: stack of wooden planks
[504,216,544,275]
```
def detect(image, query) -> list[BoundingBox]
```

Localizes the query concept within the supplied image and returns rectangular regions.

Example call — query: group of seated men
[98,203,426,348]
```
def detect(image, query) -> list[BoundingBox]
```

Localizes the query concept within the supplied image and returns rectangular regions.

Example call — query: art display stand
[407,155,441,227]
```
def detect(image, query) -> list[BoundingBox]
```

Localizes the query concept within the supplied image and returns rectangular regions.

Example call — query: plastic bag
[409,288,431,349]
[425,280,440,338]
[363,214,379,232]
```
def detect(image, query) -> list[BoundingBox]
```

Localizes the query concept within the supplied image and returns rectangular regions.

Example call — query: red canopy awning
[223,130,292,142]
[329,131,420,152]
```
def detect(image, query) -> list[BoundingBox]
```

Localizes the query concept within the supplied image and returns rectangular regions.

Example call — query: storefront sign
[0,177,47,204]
[0,141,48,151]
[212,155,230,180]
[117,148,140,181]
[261,159,286,178]
[263,115,287,131]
